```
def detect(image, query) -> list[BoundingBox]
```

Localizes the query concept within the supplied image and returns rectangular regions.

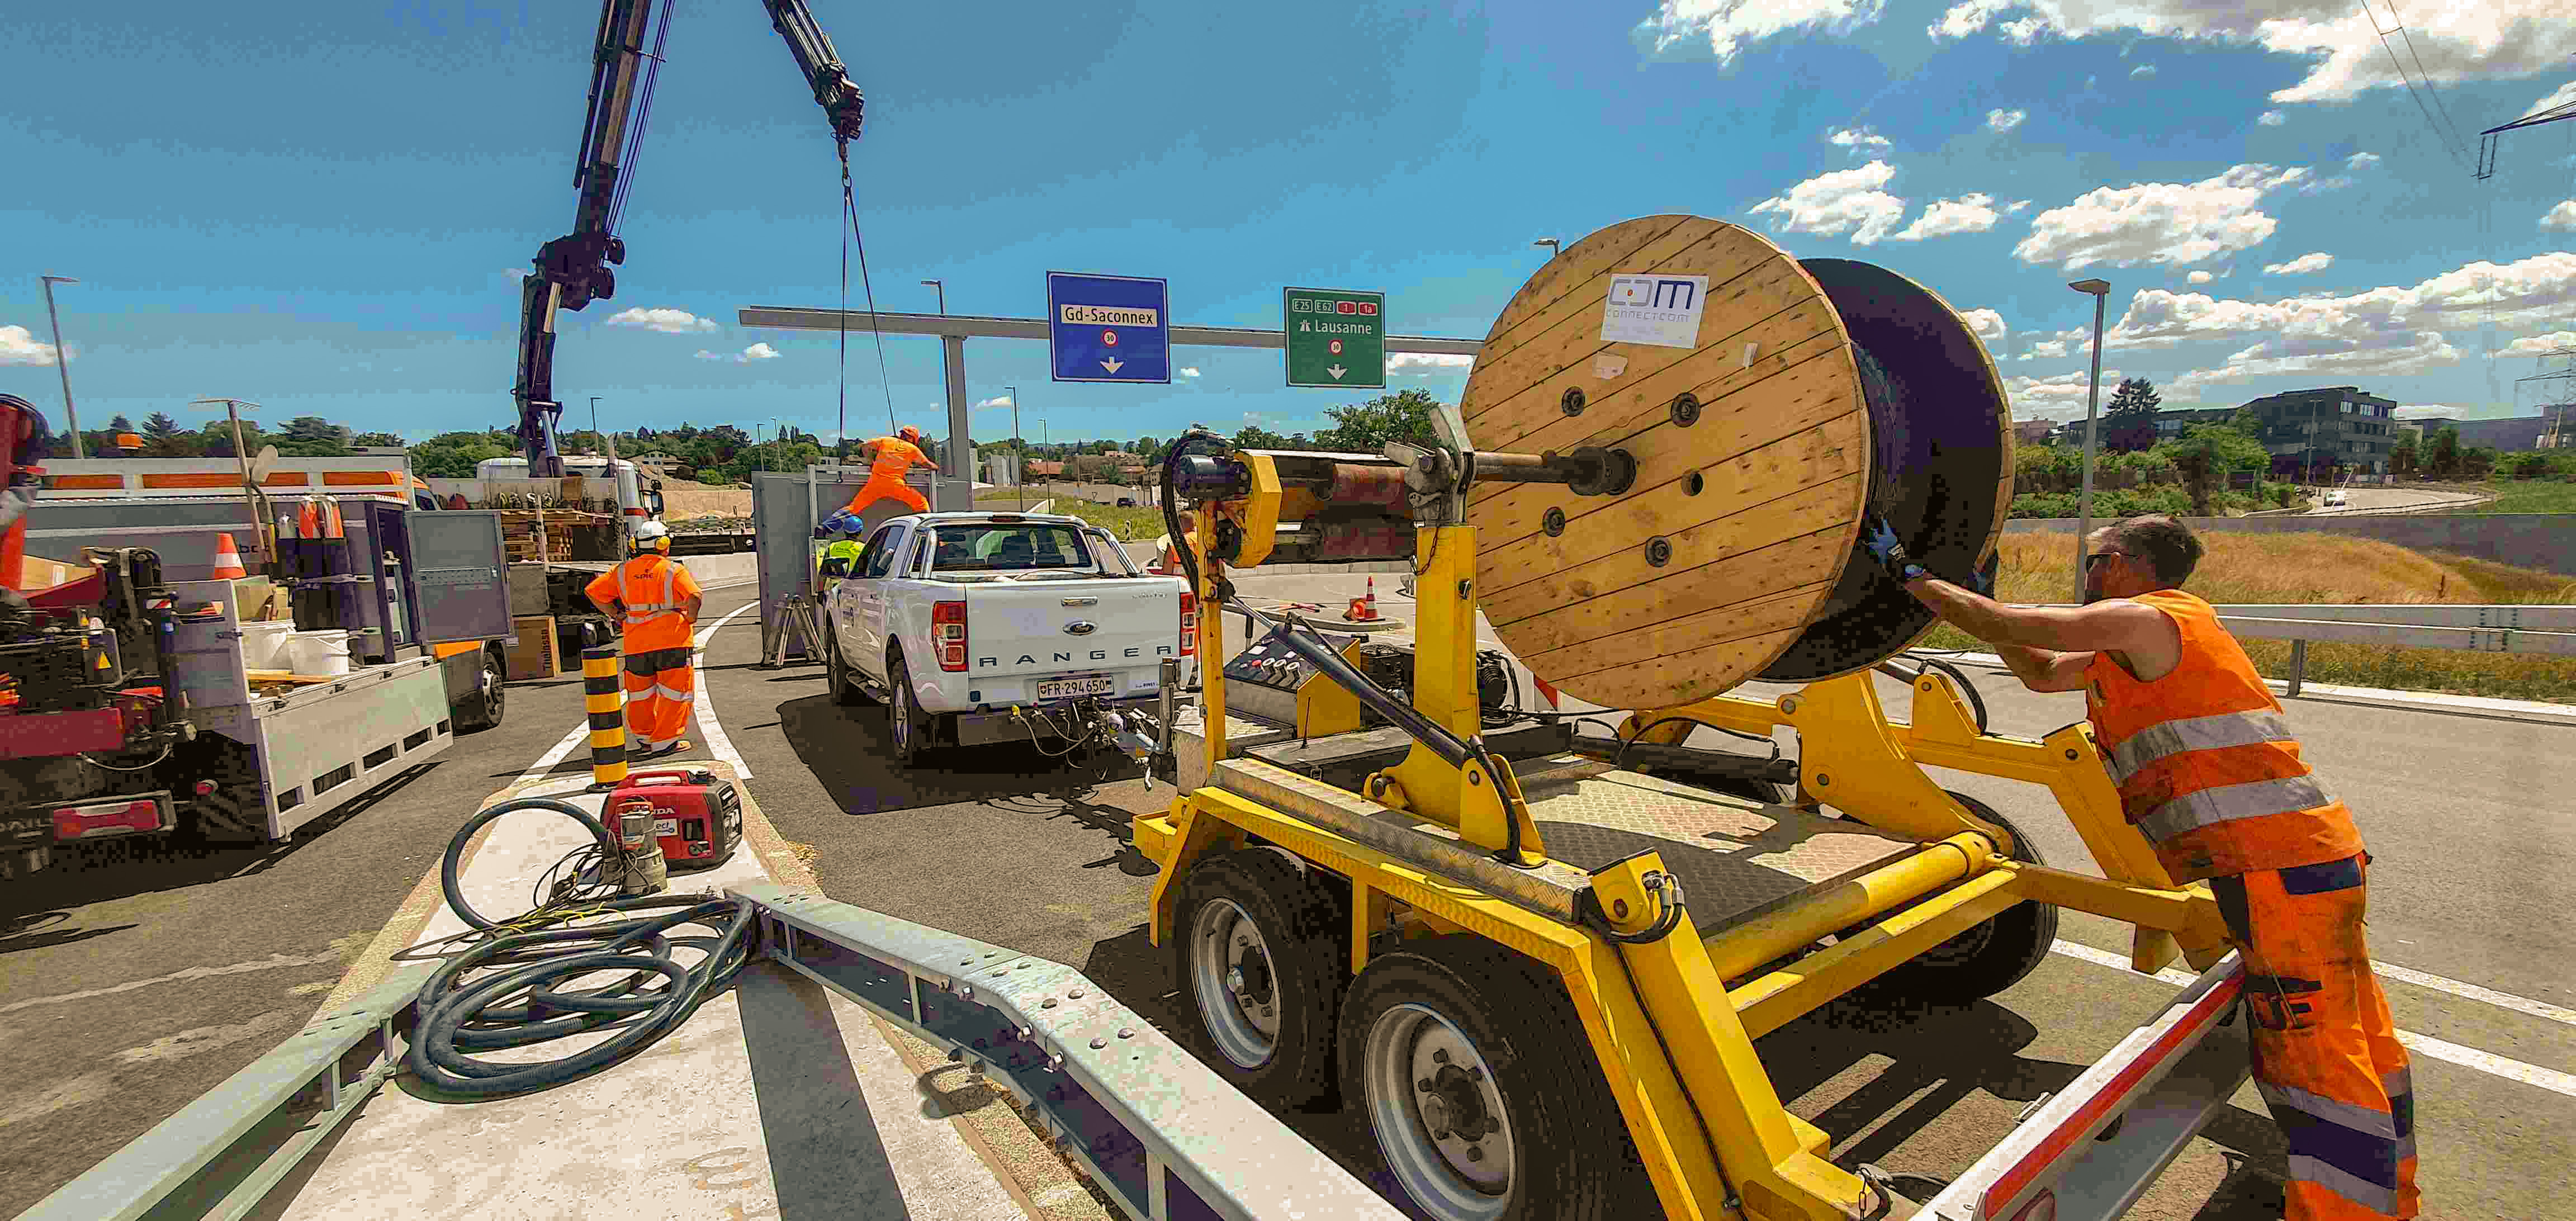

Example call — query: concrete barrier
[2002,513,2576,578]
[679,552,758,588]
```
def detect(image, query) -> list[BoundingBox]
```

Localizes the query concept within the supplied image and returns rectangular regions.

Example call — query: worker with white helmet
[585,519,704,761]
[818,424,937,536]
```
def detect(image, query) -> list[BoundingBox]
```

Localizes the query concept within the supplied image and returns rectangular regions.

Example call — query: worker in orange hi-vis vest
[585,520,705,761]
[1152,511,1197,576]
[1877,513,2416,1221]
[818,425,937,536]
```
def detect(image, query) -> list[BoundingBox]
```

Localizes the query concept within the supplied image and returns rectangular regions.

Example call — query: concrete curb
[1928,650,2576,727]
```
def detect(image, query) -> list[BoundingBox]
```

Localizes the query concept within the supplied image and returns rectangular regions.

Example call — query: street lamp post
[41,276,83,458]
[1532,238,1561,259]
[1005,386,1022,510]
[2068,278,2112,603]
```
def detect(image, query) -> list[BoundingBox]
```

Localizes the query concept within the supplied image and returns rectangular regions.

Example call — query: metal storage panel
[408,510,512,645]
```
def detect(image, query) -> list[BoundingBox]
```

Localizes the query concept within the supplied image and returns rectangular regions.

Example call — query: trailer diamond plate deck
[1208,753,1921,939]
[1510,756,1921,937]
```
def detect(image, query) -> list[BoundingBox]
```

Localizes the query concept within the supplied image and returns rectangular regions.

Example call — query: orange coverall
[585,554,704,754]
[2087,589,2417,1220]
[846,436,933,515]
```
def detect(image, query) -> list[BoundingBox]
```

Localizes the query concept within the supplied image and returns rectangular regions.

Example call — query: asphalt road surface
[7,576,2570,1220]
[2303,486,2490,515]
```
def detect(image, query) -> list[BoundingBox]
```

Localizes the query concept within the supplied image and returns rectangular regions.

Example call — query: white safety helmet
[632,520,671,551]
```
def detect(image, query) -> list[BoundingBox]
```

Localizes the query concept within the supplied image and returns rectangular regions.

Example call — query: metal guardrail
[17,887,1399,1221]
[2011,603,2576,695]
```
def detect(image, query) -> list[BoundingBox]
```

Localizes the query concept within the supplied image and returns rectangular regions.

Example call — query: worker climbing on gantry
[818,425,937,536]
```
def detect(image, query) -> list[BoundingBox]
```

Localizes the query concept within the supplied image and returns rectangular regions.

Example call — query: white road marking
[512,724,590,788]
[2048,940,2576,1097]
[0,952,343,1015]
[690,600,763,778]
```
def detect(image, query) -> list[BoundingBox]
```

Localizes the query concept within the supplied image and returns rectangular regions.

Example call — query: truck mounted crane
[511,0,869,477]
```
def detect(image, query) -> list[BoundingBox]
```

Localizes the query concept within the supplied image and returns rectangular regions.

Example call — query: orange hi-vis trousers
[621,646,696,753]
[2212,853,2419,1219]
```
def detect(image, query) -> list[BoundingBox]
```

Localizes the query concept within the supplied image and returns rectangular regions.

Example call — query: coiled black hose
[408,796,754,1097]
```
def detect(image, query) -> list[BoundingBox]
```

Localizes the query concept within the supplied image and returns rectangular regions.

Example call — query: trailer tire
[1869,793,2058,1005]
[1168,846,1347,1110]
[1339,935,1658,1221]
[455,645,508,732]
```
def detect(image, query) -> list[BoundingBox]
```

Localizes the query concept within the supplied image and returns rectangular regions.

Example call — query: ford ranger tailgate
[962,579,1186,695]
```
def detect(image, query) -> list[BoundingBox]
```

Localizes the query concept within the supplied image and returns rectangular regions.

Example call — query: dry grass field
[1915,533,2576,701]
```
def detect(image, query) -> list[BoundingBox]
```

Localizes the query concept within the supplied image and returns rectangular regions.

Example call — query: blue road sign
[1047,272,1170,384]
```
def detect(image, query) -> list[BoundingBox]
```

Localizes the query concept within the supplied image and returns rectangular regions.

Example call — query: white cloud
[2130,63,2157,77]
[1892,192,2004,241]
[505,268,531,279]
[609,307,719,334]
[1180,367,1202,378]
[2347,152,2380,169]
[2259,110,2285,126]
[974,394,1017,410]
[1389,353,1476,376]
[2004,368,2125,418]
[2006,199,2032,215]
[2013,163,2307,269]
[1828,126,1892,153]
[1748,159,1907,245]
[693,343,780,363]
[2493,330,2576,357]
[2187,270,2215,284]
[2528,78,2576,115]
[2542,200,2576,230]
[2297,175,2354,194]
[1924,1,2576,105]
[1958,308,2009,346]
[1986,107,2026,132]
[0,325,60,366]
[1636,0,1888,64]
[2262,252,2335,276]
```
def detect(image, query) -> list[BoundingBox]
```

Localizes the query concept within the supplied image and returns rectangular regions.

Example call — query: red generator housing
[605,769,742,870]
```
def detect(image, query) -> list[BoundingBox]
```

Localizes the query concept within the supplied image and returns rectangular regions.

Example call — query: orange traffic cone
[1531,675,1563,709]
[210,533,249,579]
[321,498,345,541]
[297,498,320,539]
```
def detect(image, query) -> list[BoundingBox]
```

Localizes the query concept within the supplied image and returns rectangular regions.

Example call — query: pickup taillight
[1179,592,1197,657]
[932,600,968,671]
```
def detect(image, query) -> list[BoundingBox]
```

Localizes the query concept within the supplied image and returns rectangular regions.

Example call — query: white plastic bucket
[239,620,293,670]
[285,630,353,676]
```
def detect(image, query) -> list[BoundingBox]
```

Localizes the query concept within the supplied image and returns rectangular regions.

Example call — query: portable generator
[603,768,742,870]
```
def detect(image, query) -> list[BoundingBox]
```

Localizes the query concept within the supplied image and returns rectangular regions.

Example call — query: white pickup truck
[818,511,1195,764]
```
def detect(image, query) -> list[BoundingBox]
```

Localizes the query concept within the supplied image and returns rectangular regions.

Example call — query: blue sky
[6,0,2573,452]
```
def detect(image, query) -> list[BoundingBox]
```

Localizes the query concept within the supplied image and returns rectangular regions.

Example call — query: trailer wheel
[1168,846,1347,1109]
[1869,793,2058,1005]
[455,645,507,732]
[1340,936,1657,1221]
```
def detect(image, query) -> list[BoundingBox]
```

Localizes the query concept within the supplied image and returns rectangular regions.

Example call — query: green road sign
[1284,287,1385,389]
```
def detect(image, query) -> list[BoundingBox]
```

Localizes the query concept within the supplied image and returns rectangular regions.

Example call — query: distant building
[2150,406,2242,440]
[2393,414,2559,453]
[628,452,685,478]
[1024,460,1066,479]
[2234,386,2402,476]
[2010,419,2055,446]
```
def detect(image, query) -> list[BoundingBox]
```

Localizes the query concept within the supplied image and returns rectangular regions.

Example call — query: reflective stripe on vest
[2108,708,2300,783]
[2138,773,2336,844]
[622,560,683,624]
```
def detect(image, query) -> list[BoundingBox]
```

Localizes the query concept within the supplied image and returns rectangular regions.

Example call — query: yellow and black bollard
[583,644,629,789]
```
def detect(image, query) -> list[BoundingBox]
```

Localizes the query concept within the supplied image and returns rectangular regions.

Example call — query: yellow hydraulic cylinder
[1730,867,2025,1039]
[1701,831,1997,981]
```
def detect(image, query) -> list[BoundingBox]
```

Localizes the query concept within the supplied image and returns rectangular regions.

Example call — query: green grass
[1052,500,1169,541]
[2456,480,2576,514]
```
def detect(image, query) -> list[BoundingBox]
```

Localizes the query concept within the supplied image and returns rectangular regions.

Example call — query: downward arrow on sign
[1100,356,1125,373]
[1327,365,1347,380]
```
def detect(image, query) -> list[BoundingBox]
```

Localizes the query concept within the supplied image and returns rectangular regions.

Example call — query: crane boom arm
[512,0,865,477]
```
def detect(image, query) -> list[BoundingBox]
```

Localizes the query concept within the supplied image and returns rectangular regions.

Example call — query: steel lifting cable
[837,141,902,446]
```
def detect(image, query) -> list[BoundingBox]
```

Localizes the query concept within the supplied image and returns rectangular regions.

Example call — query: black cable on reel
[408,796,755,1099]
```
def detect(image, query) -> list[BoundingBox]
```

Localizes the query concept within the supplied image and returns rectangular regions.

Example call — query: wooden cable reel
[1460,215,2014,711]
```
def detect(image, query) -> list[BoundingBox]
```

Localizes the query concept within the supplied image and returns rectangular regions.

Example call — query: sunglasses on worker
[2085,550,2126,569]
